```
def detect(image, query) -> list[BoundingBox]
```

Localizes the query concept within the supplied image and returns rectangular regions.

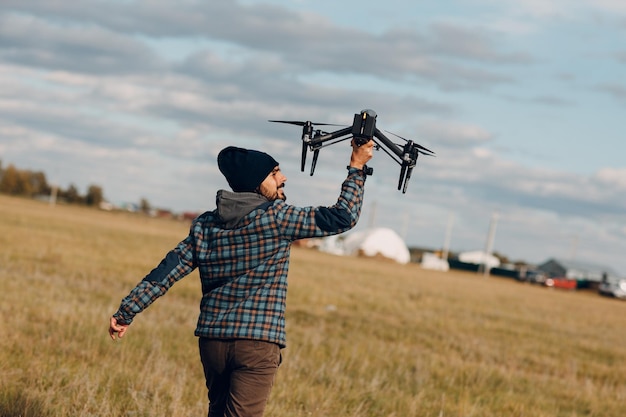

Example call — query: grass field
[1,194,625,417]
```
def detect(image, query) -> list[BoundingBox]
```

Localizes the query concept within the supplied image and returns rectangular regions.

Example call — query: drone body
[269,109,435,193]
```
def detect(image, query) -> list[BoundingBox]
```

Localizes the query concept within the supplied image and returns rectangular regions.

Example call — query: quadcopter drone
[269,109,435,193]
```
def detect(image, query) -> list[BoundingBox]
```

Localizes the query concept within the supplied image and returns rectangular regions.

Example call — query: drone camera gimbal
[269,109,434,193]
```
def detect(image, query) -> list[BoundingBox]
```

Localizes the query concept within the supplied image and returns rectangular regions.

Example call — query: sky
[1,0,626,274]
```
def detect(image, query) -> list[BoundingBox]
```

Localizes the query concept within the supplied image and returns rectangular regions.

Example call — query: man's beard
[260,185,286,202]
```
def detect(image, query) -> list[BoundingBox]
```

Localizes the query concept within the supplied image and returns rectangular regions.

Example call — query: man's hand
[349,138,374,170]
[109,316,129,340]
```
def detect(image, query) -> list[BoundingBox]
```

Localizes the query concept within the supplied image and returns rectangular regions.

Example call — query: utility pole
[482,211,499,277]
[442,212,454,261]
[49,185,58,207]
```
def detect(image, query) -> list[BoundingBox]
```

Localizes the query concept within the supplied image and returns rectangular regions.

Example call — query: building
[537,258,620,288]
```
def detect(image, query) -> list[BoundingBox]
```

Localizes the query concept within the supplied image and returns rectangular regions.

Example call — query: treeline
[0,161,105,207]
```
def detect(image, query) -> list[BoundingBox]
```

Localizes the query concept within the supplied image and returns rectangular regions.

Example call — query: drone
[269,109,435,193]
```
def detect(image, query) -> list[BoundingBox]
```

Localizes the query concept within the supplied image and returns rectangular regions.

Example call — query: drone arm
[373,128,404,159]
[313,126,404,160]
[310,126,353,148]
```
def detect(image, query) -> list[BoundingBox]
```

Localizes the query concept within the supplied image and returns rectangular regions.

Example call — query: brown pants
[198,338,281,417]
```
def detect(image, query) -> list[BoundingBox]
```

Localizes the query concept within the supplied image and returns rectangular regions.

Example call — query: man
[109,138,374,417]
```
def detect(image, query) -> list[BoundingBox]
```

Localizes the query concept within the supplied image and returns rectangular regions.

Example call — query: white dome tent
[321,227,411,264]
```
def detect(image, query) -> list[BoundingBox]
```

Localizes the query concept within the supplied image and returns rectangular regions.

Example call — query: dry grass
[1,194,625,416]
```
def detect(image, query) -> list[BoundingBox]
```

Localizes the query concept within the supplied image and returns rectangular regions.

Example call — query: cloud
[0,13,162,74]
[598,83,626,102]
[594,167,626,189]
[416,119,494,147]
[1,1,527,91]
[1,0,626,273]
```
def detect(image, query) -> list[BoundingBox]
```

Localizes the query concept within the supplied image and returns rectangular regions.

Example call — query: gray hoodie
[215,190,273,229]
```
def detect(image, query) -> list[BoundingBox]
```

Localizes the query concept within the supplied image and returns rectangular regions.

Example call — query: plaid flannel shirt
[113,168,366,347]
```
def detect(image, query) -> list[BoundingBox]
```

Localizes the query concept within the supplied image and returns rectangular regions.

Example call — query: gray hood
[216,189,271,229]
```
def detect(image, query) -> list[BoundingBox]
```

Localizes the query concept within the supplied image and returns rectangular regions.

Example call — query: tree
[140,198,151,214]
[16,170,34,196]
[0,161,114,208]
[0,164,19,194]
[85,185,104,207]
[28,171,50,196]
[62,184,83,204]
[0,165,50,197]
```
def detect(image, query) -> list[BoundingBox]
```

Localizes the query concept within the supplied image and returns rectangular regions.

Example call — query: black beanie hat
[217,146,279,192]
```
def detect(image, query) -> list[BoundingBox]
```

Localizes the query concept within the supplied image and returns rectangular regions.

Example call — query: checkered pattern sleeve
[112,228,198,325]
[277,168,366,240]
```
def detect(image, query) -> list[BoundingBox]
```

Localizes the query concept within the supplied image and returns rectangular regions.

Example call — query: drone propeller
[384,130,435,156]
[268,120,344,127]
[270,119,346,172]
